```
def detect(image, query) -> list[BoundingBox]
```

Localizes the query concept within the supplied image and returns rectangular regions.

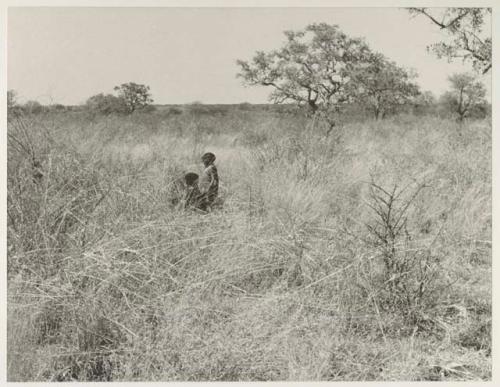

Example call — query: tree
[351,53,420,119]
[440,73,486,121]
[113,82,153,113]
[86,93,128,115]
[23,100,44,114]
[7,89,17,109]
[49,104,67,112]
[408,8,491,74]
[7,90,23,120]
[415,90,437,106]
[236,23,373,118]
[412,91,437,116]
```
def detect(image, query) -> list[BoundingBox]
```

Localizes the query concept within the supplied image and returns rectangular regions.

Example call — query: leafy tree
[415,90,437,106]
[412,90,437,116]
[113,82,153,113]
[467,100,490,120]
[408,8,491,74]
[86,93,128,115]
[351,53,420,119]
[440,73,486,121]
[237,23,373,119]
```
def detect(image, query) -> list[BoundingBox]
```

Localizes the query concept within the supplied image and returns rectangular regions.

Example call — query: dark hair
[201,152,216,164]
[184,172,199,186]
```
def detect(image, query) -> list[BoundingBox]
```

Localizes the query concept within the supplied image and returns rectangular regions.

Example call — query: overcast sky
[7,7,492,105]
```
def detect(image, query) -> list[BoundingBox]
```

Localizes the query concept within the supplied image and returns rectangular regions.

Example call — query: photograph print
[6,5,492,382]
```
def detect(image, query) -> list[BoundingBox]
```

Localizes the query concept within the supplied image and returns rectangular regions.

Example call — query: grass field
[7,107,491,381]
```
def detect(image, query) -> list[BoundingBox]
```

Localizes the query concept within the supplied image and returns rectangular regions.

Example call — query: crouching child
[183,172,208,212]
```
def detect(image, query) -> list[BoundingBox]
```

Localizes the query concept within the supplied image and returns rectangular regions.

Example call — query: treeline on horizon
[6,95,492,122]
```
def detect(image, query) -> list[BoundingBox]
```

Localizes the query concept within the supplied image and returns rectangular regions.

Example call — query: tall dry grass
[7,109,491,381]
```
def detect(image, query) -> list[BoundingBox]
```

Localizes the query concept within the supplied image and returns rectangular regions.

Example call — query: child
[183,172,207,212]
[199,152,219,208]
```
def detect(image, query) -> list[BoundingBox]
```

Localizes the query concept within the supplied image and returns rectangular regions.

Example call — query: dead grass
[7,109,491,381]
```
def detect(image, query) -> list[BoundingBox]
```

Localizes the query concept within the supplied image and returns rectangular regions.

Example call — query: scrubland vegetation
[7,105,491,381]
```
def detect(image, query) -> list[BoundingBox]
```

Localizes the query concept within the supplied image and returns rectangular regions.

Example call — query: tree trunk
[308,100,318,114]
[326,121,336,137]
[457,87,465,121]
[374,96,382,120]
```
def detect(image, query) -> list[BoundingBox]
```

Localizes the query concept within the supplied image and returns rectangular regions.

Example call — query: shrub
[22,100,45,114]
[167,106,183,115]
[85,93,128,115]
[362,180,444,327]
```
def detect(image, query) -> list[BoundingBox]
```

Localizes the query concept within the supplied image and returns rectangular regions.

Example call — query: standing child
[199,152,219,209]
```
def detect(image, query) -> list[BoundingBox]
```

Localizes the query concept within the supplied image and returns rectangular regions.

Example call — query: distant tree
[415,90,437,106]
[238,102,252,111]
[49,103,67,112]
[351,53,420,119]
[412,91,438,116]
[467,100,490,120]
[113,82,153,113]
[7,90,23,120]
[167,106,183,115]
[86,93,128,115]
[408,8,491,74]
[7,89,17,109]
[23,100,44,114]
[237,23,373,121]
[188,101,210,115]
[440,73,486,121]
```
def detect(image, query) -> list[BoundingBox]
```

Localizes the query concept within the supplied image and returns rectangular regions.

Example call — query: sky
[7,7,492,105]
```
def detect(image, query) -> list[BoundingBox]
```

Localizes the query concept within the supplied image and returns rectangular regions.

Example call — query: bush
[139,104,157,113]
[362,181,444,327]
[168,106,183,115]
[22,100,45,114]
[86,93,128,115]
[238,102,252,111]
[49,104,67,112]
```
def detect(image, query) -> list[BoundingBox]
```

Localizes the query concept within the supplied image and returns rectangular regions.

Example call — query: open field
[7,107,491,381]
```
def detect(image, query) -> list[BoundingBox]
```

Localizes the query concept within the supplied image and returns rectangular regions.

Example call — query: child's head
[201,152,216,167]
[184,172,199,187]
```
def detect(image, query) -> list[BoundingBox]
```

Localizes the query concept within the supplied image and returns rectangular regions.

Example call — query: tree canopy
[237,23,420,122]
[408,8,491,74]
[237,23,373,114]
[113,82,154,113]
[350,53,420,119]
[441,73,486,121]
